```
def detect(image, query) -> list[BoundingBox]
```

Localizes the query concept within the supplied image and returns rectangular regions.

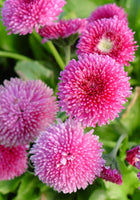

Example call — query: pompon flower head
[30,119,105,193]
[0,78,58,147]
[1,0,66,35]
[99,166,122,185]
[126,146,140,167]
[39,18,87,43]
[0,144,28,180]
[88,3,128,24]
[58,54,131,127]
[77,18,137,66]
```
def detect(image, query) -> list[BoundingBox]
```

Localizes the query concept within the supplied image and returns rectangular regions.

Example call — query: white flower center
[57,152,75,168]
[97,37,113,53]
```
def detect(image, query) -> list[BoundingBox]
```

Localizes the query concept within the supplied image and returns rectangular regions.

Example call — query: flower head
[126,146,140,167]
[0,78,58,147]
[39,18,87,43]
[0,144,27,180]
[99,166,122,185]
[58,54,131,127]
[30,119,105,193]
[77,18,137,66]
[1,0,66,35]
[88,3,127,24]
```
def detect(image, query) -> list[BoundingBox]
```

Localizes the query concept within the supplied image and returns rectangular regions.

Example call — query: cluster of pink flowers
[0,78,58,180]
[0,0,138,194]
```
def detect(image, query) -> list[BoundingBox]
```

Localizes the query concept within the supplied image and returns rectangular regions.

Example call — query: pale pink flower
[0,144,28,180]
[39,18,87,42]
[88,3,128,24]
[58,54,131,127]
[30,119,105,193]
[99,166,122,185]
[1,0,66,35]
[77,18,137,66]
[0,78,58,146]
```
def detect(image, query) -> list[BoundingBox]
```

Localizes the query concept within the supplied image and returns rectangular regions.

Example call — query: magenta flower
[39,18,87,42]
[1,0,66,35]
[0,78,58,147]
[99,166,122,185]
[88,3,127,24]
[126,146,140,189]
[77,18,137,66]
[30,119,105,193]
[58,54,131,127]
[126,146,140,167]
[0,144,28,180]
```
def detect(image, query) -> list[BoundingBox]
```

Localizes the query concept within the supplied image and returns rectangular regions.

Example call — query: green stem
[110,134,127,158]
[32,31,65,70]
[65,45,71,65]
[47,41,65,70]
[0,51,32,61]
[100,140,116,148]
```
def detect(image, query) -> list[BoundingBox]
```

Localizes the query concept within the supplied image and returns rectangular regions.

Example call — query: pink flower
[0,78,58,147]
[30,119,105,193]
[126,146,140,167]
[99,166,122,185]
[39,18,87,42]
[58,54,131,127]
[1,0,66,35]
[0,144,28,180]
[126,146,140,189]
[77,18,137,66]
[88,3,128,24]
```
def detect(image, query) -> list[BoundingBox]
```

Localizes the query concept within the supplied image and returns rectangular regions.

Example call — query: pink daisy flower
[58,54,131,127]
[77,18,137,66]
[0,144,28,180]
[99,166,122,185]
[88,3,128,24]
[1,0,66,35]
[0,78,58,147]
[39,18,87,42]
[30,119,105,193]
[126,146,140,167]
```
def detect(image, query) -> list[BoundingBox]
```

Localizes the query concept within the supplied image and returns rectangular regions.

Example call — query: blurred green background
[0,0,140,200]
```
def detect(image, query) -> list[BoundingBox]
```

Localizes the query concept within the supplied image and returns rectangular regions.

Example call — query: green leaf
[105,159,139,200]
[64,0,114,18]
[0,194,5,200]
[0,177,21,195]
[14,60,55,88]
[13,173,43,200]
[89,189,107,200]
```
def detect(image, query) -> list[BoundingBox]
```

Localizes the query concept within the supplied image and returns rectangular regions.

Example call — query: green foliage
[15,60,56,89]
[0,177,21,195]
[0,0,140,200]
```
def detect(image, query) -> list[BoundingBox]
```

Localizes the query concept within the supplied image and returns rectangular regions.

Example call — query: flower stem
[0,51,32,61]
[64,45,71,65]
[47,41,65,70]
[32,31,65,71]
[110,134,127,158]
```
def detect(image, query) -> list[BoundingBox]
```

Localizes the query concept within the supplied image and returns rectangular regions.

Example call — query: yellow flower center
[97,37,113,53]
